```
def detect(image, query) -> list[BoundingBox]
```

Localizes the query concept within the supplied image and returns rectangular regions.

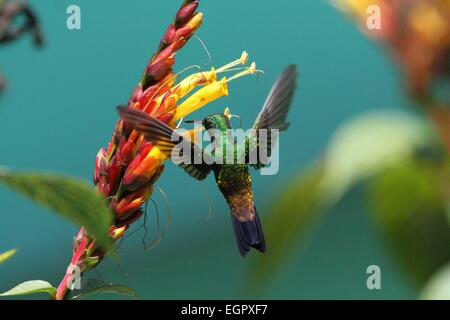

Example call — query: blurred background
[0,0,449,299]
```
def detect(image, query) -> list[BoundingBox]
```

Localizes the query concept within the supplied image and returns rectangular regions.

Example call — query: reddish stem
[55,236,89,300]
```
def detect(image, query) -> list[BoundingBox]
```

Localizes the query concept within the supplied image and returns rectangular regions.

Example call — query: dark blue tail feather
[231,207,266,257]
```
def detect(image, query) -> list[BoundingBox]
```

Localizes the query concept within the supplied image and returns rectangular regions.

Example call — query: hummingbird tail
[231,207,266,257]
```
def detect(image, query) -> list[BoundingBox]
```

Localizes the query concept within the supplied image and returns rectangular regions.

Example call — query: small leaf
[0,280,57,299]
[0,170,113,251]
[69,279,137,300]
[0,249,17,265]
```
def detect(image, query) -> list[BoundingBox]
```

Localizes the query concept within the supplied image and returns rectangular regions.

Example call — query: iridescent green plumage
[202,114,256,223]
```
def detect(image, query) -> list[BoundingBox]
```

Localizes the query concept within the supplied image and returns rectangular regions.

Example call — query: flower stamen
[226,62,259,83]
[216,51,249,73]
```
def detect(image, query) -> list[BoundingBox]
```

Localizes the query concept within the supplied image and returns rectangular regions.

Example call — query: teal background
[0,0,415,299]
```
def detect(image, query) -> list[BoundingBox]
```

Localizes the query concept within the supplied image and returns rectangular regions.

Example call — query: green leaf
[368,158,450,285]
[68,279,137,300]
[0,280,57,300]
[420,263,450,300]
[0,249,17,265]
[0,169,113,251]
[323,111,434,202]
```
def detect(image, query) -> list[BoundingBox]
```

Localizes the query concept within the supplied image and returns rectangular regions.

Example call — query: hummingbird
[118,65,297,256]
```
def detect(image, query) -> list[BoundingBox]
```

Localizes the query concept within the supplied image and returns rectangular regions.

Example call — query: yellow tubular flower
[173,78,229,121]
[150,51,252,116]
[172,56,257,121]
[155,68,218,114]
[172,51,249,100]
[173,68,217,97]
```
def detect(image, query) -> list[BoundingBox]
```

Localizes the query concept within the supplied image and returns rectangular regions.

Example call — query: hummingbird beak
[224,107,242,127]
[184,119,202,124]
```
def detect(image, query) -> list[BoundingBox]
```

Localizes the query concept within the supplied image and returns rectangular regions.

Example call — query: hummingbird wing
[245,65,297,169]
[117,106,212,181]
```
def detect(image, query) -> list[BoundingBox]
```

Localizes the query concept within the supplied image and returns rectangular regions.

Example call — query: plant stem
[55,234,90,300]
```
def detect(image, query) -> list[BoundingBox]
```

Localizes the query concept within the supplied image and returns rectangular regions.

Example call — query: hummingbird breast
[214,164,255,222]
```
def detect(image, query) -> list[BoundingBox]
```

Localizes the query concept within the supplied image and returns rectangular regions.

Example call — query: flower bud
[185,12,203,32]
[119,140,135,166]
[160,24,176,49]
[93,148,107,184]
[175,1,199,27]
[115,209,144,227]
[142,58,175,89]
[97,180,111,197]
[106,154,123,193]
[128,84,143,106]
[157,112,174,124]
[113,186,152,220]
[110,225,128,240]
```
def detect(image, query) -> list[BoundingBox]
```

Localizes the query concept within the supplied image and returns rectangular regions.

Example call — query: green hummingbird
[118,65,297,256]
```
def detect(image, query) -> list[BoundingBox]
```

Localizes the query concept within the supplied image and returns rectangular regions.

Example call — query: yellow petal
[173,68,217,98]
[173,78,228,121]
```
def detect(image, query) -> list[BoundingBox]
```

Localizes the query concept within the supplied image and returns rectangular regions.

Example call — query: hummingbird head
[202,113,232,130]
[186,108,236,130]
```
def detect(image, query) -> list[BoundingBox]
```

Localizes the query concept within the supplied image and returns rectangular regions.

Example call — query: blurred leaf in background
[421,263,450,300]
[0,248,17,265]
[369,154,450,286]
[322,111,434,202]
[247,110,445,291]
[0,169,114,251]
